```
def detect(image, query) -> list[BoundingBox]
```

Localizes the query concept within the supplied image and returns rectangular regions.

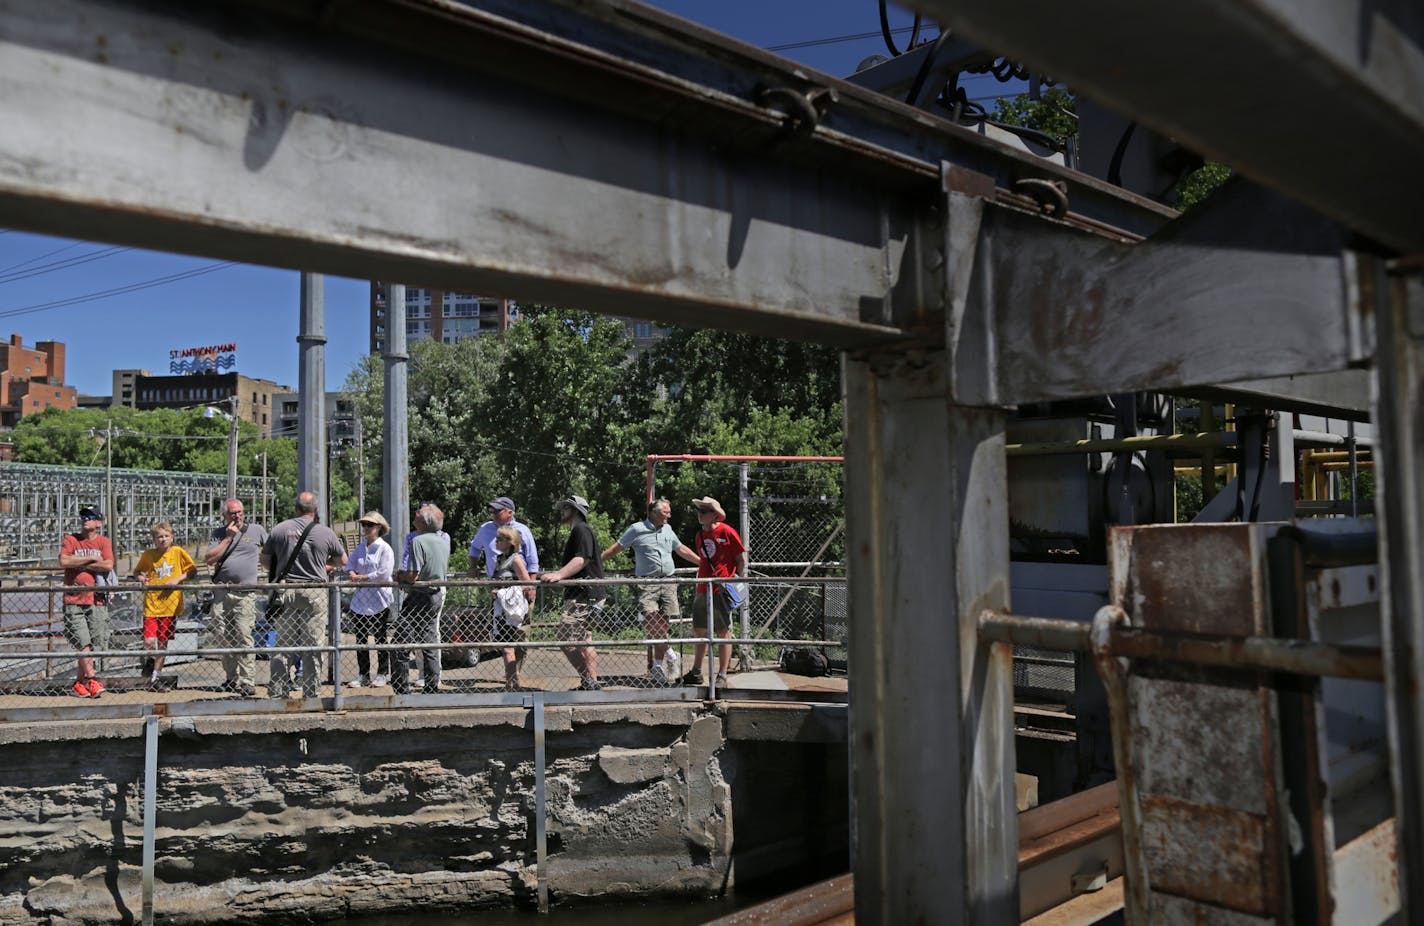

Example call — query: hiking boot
[680,669,704,686]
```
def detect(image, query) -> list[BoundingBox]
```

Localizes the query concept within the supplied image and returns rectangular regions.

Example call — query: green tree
[991,87,1078,148]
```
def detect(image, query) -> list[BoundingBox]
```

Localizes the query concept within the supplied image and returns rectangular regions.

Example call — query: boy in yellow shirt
[135,522,196,692]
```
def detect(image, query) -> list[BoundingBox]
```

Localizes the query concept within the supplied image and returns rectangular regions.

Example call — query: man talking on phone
[204,499,268,696]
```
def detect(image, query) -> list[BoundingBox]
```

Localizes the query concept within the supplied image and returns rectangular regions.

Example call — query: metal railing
[0,574,846,718]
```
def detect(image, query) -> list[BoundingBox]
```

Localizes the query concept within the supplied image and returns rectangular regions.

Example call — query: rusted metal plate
[1151,892,1275,925]
[1110,523,1267,636]
[1128,675,1267,812]
[1330,818,1399,925]
[1139,795,1278,916]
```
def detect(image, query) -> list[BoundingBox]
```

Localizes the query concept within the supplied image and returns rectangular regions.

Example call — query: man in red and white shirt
[59,506,115,698]
[683,496,747,688]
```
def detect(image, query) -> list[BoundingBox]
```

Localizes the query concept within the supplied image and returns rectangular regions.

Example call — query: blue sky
[0,2,1020,398]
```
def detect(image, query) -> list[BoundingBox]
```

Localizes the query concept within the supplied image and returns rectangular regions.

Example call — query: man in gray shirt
[392,503,450,694]
[260,492,347,699]
[601,497,699,685]
[204,498,268,697]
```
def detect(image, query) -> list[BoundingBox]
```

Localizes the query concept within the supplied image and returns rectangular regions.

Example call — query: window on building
[262,413,267,425]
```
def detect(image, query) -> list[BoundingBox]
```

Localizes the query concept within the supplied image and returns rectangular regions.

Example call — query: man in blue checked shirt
[468,497,539,577]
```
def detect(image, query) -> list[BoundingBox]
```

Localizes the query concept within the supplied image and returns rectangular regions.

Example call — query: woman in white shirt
[346,511,395,687]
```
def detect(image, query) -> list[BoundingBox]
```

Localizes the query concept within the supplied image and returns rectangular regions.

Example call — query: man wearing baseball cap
[685,496,747,688]
[59,506,115,698]
[467,496,539,578]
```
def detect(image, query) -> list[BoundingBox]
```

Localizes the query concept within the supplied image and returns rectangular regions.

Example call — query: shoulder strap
[271,520,317,583]
[212,523,247,575]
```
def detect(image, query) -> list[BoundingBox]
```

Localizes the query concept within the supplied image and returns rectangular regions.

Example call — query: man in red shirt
[59,506,115,698]
[683,497,747,688]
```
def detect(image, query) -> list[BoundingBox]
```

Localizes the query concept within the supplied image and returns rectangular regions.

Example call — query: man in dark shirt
[260,492,347,699]
[538,495,605,690]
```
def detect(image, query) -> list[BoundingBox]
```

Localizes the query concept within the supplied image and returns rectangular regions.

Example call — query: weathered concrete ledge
[0,702,850,925]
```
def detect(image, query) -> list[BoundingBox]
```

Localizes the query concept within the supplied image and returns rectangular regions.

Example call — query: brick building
[132,372,290,437]
[0,334,78,427]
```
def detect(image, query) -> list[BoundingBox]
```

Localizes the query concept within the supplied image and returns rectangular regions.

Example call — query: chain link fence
[739,464,845,674]
[0,575,844,713]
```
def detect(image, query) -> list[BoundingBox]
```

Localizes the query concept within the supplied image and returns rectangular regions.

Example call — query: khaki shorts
[636,583,680,618]
[692,590,732,635]
[557,599,605,643]
[63,603,110,650]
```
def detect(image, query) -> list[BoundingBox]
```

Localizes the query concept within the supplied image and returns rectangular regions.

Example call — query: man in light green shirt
[601,497,698,685]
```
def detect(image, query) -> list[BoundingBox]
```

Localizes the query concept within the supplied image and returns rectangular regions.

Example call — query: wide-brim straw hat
[692,497,726,521]
[358,511,391,535]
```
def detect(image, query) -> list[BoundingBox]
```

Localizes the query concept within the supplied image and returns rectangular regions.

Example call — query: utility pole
[104,419,113,530]
[383,282,410,546]
[353,415,364,515]
[226,395,239,502]
[298,272,328,522]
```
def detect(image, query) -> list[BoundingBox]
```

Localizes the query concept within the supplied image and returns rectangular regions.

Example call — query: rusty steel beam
[0,0,1177,351]
[955,178,1377,406]
[907,0,1424,254]
[844,344,1017,924]
[1371,269,1424,921]
[980,609,1386,681]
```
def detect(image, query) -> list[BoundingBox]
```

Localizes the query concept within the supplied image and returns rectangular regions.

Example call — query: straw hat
[691,497,726,521]
[357,511,391,535]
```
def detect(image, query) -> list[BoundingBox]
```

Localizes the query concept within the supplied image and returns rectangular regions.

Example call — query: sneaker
[237,685,257,698]
[71,681,91,698]
[147,678,170,693]
[372,674,387,687]
[648,666,668,687]
[680,669,704,686]
[714,674,729,689]
[86,678,106,698]
[217,679,237,693]
[347,675,368,689]
[578,677,604,691]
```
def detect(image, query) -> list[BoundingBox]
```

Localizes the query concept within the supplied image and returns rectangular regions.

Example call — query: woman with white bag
[492,525,535,690]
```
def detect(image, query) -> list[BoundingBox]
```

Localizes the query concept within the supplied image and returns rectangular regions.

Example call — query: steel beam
[1371,269,1424,920]
[955,178,1375,405]
[0,0,1173,349]
[910,0,1424,254]
[843,348,1016,924]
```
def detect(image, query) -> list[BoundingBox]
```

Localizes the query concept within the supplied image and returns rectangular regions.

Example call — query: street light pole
[226,395,239,502]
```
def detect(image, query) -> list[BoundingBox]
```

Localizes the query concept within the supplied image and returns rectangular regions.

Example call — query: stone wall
[0,702,850,925]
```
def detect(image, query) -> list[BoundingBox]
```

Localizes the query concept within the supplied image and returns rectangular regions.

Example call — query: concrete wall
[0,702,851,925]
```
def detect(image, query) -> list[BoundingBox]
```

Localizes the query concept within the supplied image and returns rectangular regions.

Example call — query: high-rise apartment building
[369,284,513,354]
[0,334,78,427]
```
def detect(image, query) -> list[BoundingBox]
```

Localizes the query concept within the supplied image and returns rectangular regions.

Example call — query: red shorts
[143,615,176,646]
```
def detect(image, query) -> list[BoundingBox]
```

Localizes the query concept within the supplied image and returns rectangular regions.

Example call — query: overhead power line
[0,261,236,319]
[0,246,132,286]
[0,241,84,276]
[767,24,932,52]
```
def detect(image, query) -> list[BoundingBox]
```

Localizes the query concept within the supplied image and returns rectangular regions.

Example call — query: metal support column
[1371,268,1424,920]
[383,283,410,555]
[141,715,158,926]
[298,272,328,522]
[843,350,1016,923]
